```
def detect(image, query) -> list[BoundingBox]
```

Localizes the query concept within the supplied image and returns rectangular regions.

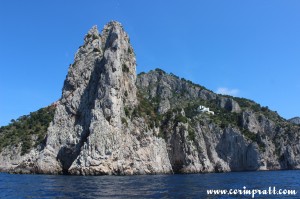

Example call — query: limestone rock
[1,21,300,175]
[218,97,241,113]
[34,21,171,175]
[289,117,300,125]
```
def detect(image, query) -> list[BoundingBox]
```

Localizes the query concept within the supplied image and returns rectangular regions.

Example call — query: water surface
[0,170,299,198]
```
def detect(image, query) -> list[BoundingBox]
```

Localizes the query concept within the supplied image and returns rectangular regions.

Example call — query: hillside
[1,21,299,175]
[289,117,300,125]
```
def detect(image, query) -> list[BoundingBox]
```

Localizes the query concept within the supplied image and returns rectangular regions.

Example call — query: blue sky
[0,0,299,126]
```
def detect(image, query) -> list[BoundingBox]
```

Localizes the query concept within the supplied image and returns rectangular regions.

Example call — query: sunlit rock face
[1,21,300,175]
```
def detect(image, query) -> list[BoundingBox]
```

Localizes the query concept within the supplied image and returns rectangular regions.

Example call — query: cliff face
[34,21,171,175]
[289,117,300,125]
[1,21,300,175]
[136,70,300,172]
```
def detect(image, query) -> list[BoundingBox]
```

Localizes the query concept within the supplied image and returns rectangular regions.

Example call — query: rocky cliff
[289,117,300,125]
[1,21,300,175]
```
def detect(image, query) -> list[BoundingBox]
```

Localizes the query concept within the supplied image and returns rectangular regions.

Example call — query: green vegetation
[121,117,128,126]
[188,126,196,141]
[128,47,134,54]
[241,129,256,142]
[135,69,300,150]
[134,91,161,128]
[86,33,100,40]
[124,90,128,97]
[211,111,241,128]
[122,64,129,73]
[0,106,55,155]
[169,73,179,79]
[154,68,166,75]
[138,72,146,75]
[233,97,283,122]
[124,107,130,117]
[180,77,207,91]
[174,114,188,125]
[233,97,261,111]
[258,141,266,153]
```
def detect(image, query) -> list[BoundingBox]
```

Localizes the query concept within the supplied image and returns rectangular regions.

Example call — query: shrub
[128,47,133,54]
[121,117,128,126]
[174,115,188,125]
[154,68,166,75]
[138,72,146,76]
[122,64,129,73]
[0,106,55,154]
[124,107,130,117]
[188,127,196,141]
[242,129,256,142]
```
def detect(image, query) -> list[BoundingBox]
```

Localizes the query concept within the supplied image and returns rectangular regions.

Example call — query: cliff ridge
[1,21,299,175]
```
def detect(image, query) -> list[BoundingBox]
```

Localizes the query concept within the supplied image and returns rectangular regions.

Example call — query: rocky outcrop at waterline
[1,21,300,175]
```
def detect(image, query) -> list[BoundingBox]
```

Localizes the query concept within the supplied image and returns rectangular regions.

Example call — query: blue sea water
[0,170,299,199]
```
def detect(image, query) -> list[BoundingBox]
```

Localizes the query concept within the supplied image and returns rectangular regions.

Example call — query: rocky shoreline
[1,21,299,175]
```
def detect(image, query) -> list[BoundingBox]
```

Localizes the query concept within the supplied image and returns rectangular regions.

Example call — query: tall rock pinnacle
[36,21,143,174]
[33,21,171,175]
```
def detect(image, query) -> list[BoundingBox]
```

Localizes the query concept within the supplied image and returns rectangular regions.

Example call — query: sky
[0,0,300,126]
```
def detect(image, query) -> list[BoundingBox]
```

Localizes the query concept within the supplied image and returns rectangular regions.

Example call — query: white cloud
[216,87,239,96]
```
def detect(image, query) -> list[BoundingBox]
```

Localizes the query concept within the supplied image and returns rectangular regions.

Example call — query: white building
[197,105,214,115]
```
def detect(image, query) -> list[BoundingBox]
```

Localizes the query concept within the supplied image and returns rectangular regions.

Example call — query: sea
[0,170,299,199]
